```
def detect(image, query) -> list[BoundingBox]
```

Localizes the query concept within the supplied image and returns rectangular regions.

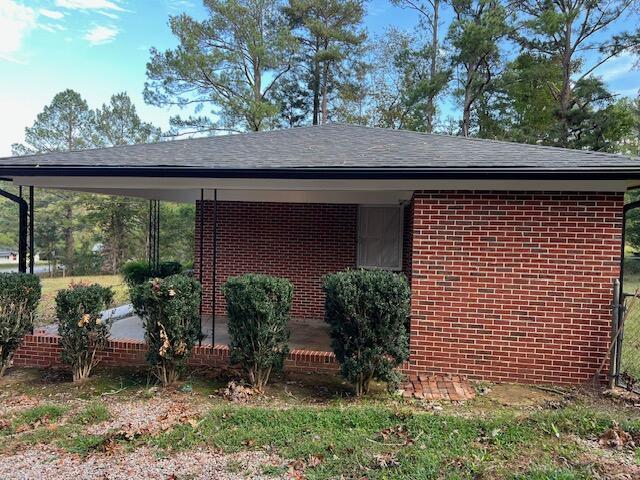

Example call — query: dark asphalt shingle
[1,123,638,171]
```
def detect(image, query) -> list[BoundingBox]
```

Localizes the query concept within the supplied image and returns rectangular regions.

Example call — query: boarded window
[357,205,403,270]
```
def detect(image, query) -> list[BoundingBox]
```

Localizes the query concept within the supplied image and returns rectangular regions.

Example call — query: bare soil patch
[0,445,285,480]
[87,391,208,436]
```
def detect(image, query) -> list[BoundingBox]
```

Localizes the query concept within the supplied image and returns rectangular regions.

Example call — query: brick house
[1,124,638,385]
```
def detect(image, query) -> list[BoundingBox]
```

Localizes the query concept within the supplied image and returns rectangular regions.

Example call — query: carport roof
[0,123,639,180]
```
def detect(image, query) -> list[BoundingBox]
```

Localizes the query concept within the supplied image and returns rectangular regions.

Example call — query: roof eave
[2,165,640,180]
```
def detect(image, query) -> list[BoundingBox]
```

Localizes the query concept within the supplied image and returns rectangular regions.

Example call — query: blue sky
[0,0,638,156]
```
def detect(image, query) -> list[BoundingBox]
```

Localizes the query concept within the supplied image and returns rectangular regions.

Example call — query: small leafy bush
[323,269,410,396]
[121,260,151,287]
[131,274,202,386]
[157,261,183,278]
[56,283,114,383]
[122,260,184,287]
[0,273,41,376]
[222,274,293,392]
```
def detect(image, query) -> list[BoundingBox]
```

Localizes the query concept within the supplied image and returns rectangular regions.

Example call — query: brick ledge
[14,333,339,374]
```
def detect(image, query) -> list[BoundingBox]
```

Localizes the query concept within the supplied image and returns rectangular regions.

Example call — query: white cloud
[84,25,119,45]
[39,9,64,20]
[167,0,196,11]
[594,52,636,82]
[39,23,66,33]
[96,10,119,19]
[55,0,125,11]
[0,0,37,62]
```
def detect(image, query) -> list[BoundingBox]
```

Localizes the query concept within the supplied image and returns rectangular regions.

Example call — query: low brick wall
[13,334,339,375]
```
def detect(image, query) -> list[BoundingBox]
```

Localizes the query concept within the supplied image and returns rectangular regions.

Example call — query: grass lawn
[1,368,640,479]
[36,275,129,326]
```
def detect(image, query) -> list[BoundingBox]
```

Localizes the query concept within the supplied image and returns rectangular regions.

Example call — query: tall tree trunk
[312,53,321,125]
[462,95,472,137]
[425,0,440,133]
[558,21,573,148]
[321,61,330,124]
[461,61,473,137]
[252,59,262,131]
[64,203,74,275]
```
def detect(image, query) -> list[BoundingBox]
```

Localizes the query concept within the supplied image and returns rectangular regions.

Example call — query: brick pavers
[403,374,476,401]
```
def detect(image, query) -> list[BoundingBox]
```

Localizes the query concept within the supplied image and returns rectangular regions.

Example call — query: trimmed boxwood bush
[121,260,151,287]
[222,274,293,392]
[157,261,183,278]
[0,273,41,376]
[122,260,184,287]
[131,274,202,386]
[56,283,114,383]
[323,269,410,396]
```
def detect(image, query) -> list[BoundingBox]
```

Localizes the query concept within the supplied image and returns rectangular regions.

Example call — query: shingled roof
[1,123,638,179]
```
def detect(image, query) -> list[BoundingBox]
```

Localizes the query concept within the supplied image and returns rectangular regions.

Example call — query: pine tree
[513,0,639,147]
[390,0,450,132]
[448,0,510,137]
[145,0,297,133]
[283,0,366,124]
[90,93,162,274]
[12,90,98,275]
[95,93,161,146]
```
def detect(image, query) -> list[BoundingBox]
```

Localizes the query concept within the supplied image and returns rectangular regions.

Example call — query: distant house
[0,248,18,263]
[0,248,39,264]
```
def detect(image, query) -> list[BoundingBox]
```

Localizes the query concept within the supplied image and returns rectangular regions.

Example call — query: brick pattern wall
[194,201,358,319]
[16,192,622,386]
[409,191,623,384]
[13,334,339,374]
[402,202,413,280]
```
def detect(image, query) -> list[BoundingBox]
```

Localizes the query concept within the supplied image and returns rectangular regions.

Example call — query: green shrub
[121,260,151,287]
[122,260,184,287]
[56,283,114,383]
[222,274,293,391]
[130,274,202,386]
[157,261,183,278]
[323,269,410,396]
[0,273,41,376]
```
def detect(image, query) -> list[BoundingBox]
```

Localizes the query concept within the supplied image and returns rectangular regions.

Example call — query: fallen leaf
[373,452,400,469]
[307,454,324,467]
[599,422,635,450]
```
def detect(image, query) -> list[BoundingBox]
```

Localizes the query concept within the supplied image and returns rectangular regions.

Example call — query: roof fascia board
[2,166,640,180]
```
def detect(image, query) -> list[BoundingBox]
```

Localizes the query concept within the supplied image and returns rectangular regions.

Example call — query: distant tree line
[1,91,193,275]
[144,0,640,153]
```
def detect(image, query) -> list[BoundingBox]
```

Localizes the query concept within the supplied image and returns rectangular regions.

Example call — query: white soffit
[11,176,629,193]
[52,188,414,204]
[7,176,631,203]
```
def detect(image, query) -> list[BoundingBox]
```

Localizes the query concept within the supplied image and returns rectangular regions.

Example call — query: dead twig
[101,386,127,396]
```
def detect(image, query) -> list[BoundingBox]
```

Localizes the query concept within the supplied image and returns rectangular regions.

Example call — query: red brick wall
[194,201,358,319]
[409,191,623,384]
[13,192,625,386]
[13,334,339,374]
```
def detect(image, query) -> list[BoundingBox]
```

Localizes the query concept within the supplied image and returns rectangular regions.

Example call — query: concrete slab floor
[108,314,332,352]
